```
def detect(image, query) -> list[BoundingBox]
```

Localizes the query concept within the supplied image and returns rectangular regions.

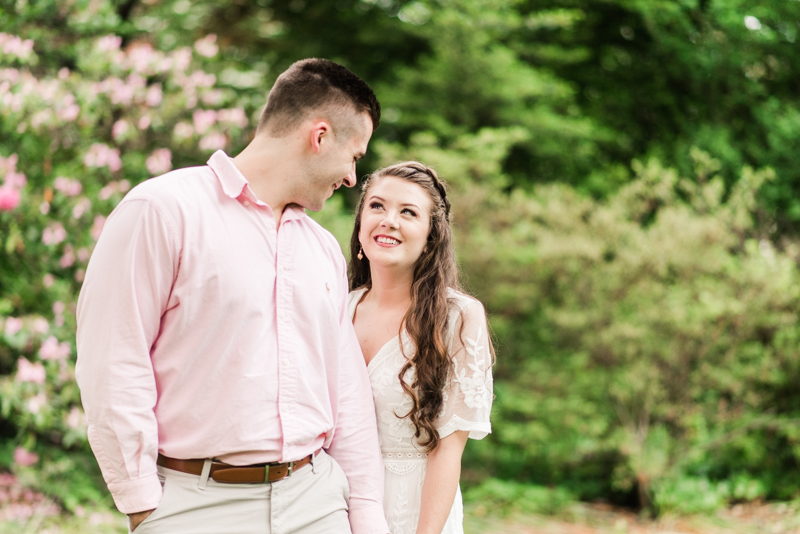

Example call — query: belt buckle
[265,461,294,483]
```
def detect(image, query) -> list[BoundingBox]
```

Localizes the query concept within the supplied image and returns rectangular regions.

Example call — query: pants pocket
[131,474,172,533]
[326,454,350,505]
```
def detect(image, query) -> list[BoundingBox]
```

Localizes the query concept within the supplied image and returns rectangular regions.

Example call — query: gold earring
[357,247,363,260]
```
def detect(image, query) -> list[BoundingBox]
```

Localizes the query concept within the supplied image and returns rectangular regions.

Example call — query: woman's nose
[381,210,398,228]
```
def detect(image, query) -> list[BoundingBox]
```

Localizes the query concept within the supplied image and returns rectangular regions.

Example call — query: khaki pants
[132,450,351,534]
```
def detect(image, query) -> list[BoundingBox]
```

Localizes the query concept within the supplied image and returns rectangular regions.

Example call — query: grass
[2,501,800,533]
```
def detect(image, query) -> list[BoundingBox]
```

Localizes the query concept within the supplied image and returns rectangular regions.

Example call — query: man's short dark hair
[257,58,381,137]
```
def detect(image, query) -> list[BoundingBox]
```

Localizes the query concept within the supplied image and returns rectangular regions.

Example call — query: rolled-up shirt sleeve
[326,261,389,534]
[75,198,178,514]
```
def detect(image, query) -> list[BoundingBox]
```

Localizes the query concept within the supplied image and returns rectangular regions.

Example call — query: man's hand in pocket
[128,509,155,532]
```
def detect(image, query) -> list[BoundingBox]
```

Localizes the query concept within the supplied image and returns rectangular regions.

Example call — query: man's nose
[343,163,357,188]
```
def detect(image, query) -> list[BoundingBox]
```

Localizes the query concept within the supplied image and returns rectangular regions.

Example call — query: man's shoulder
[124,165,213,203]
[301,215,345,256]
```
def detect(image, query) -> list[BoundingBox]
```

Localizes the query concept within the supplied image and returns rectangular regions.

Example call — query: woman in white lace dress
[346,162,494,534]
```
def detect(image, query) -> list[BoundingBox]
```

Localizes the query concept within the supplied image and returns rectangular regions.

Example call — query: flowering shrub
[0,20,258,500]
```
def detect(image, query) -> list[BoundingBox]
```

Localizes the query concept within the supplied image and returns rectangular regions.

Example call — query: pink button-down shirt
[76,151,387,533]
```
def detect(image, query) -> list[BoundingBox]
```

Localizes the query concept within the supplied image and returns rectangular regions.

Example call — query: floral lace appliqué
[451,326,492,410]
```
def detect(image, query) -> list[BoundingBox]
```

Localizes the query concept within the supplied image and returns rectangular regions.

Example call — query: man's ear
[309,121,331,154]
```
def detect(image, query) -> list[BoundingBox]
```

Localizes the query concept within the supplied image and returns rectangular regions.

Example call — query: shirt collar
[206,150,306,222]
[207,150,247,199]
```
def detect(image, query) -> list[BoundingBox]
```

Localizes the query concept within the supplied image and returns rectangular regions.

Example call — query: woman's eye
[369,201,383,210]
[402,208,417,217]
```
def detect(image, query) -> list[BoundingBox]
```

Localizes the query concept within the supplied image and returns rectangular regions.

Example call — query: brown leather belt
[157,449,321,484]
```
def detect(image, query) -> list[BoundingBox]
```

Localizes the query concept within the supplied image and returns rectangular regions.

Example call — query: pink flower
[194,34,218,58]
[127,42,157,73]
[201,89,223,106]
[39,335,71,361]
[112,119,129,141]
[52,301,65,315]
[193,109,217,135]
[96,35,122,53]
[84,143,122,173]
[189,70,216,88]
[139,115,151,129]
[30,109,54,129]
[0,186,20,211]
[67,407,87,430]
[27,393,46,414]
[217,108,249,128]
[13,447,38,467]
[72,197,91,219]
[59,246,75,268]
[42,274,55,288]
[146,148,172,175]
[91,215,106,241]
[2,173,26,190]
[146,84,162,107]
[0,154,23,182]
[57,103,79,122]
[199,132,227,151]
[98,183,116,200]
[77,248,89,262]
[4,317,23,336]
[32,318,48,334]
[111,82,134,105]
[173,121,194,140]
[171,47,192,72]
[53,176,82,197]
[16,358,45,384]
[42,222,66,245]
[0,34,35,61]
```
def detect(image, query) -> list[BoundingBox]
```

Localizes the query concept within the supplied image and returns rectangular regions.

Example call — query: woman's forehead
[367,175,433,207]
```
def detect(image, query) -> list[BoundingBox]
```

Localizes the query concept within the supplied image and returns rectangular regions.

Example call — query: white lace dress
[347,288,494,534]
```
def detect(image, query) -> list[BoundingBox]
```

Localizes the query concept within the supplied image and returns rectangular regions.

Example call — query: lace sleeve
[435,296,494,440]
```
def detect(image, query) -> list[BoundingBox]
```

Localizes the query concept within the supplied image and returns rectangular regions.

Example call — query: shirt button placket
[275,218,296,459]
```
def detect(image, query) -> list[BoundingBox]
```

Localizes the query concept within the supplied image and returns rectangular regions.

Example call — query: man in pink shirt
[76,59,388,534]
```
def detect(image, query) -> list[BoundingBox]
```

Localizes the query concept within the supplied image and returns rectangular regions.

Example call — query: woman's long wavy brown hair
[349,161,460,452]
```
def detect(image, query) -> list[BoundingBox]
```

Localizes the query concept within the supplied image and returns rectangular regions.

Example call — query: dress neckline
[349,287,406,370]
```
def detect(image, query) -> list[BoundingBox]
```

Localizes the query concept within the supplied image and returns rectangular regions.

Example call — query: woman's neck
[366,265,414,310]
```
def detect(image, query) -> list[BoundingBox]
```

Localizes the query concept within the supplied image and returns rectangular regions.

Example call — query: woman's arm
[415,430,470,534]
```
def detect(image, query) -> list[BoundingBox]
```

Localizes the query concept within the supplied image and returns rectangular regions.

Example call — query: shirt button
[280,311,288,320]
[281,358,290,366]
[243,200,250,207]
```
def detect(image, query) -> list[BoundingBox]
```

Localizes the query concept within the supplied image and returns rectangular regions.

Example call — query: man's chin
[305,199,326,212]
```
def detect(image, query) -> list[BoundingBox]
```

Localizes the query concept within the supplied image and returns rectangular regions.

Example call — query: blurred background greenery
[2,0,800,529]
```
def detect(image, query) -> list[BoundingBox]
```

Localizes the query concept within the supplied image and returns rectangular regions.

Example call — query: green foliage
[3,0,800,518]
[653,477,731,516]
[15,448,111,511]
[463,478,575,516]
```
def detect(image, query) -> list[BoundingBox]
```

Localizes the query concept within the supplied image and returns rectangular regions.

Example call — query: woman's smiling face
[358,175,433,272]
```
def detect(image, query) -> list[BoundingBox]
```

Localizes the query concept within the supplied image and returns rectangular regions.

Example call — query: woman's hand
[416,430,469,534]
